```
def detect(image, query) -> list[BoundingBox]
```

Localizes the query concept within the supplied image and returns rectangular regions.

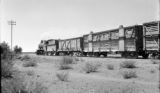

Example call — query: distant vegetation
[1,42,12,60]
[13,45,22,54]
[1,41,22,60]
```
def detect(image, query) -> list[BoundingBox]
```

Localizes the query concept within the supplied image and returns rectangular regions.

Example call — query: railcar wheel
[142,54,149,59]
[82,53,87,57]
[121,53,126,58]
[130,52,138,59]
[94,53,100,57]
[100,54,104,57]
[69,53,73,56]
[104,53,108,57]
[97,54,100,57]
[46,52,48,56]
[157,55,160,59]
[48,52,51,56]
[121,52,128,58]
[59,52,62,56]
[104,54,108,57]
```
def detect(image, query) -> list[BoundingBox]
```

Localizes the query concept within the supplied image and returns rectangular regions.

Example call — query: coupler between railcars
[120,51,139,59]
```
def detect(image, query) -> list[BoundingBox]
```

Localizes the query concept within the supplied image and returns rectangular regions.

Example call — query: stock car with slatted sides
[142,21,160,58]
[83,25,144,58]
[57,37,83,56]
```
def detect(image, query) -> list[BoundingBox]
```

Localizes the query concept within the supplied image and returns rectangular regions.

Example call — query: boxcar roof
[124,25,142,29]
[47,39,57,41]
[83,28,119,36]
[83,25,141,36]
[93,28,119,35]
[58,36,82,41]
[143,20,160,25]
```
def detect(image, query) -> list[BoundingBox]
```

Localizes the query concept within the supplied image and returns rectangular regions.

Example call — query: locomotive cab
[36,40,47,55]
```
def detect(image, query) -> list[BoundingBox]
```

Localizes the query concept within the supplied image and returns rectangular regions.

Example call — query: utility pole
[8,20,16,59]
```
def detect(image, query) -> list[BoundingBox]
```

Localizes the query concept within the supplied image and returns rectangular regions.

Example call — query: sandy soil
[14,54,160,93]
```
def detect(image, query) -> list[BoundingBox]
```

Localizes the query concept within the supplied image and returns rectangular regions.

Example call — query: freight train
[36,21,160,59]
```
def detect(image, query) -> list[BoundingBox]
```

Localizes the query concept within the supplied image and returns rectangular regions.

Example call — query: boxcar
[45,39,59,55]
[58,37,83,56]
[143,21,160,58]
[120,25,144,58]
[83,28,119,57]
[83,25,144,58]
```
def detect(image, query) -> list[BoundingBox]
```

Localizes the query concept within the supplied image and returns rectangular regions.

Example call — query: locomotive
[36,21,160,59]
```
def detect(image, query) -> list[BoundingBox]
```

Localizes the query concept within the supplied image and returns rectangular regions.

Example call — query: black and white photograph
[0,0,160,93]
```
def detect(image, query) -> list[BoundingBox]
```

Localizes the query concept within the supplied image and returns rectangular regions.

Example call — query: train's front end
[36,40,47,55]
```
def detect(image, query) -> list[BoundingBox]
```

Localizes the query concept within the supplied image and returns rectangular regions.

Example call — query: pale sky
[0,0,159,52]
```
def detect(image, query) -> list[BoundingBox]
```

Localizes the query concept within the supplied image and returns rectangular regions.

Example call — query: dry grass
[21,54,31,61]
[150,69,156,74]
[95,84,139,93]
[159,81,160,89]
[74,57,80,61]
[1,59,14,78]
[56,71,69,82]
[26,70,35,76]
[120,61,136,69]
[107,64,114,70]
[1,73,48,93]
[62,56,74,64]
[151,59,159,64]
[59,64,73,70]
[23,79,48,93]
[83,62,101,73]
[1,43,48,93]
[122,70,137,79]
[23,60,37,67]
[58,56,73,70]
[121,84,139,93]
[1,77,24,93]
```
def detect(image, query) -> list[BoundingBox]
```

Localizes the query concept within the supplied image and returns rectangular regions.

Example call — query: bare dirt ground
[14,54,160,93]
